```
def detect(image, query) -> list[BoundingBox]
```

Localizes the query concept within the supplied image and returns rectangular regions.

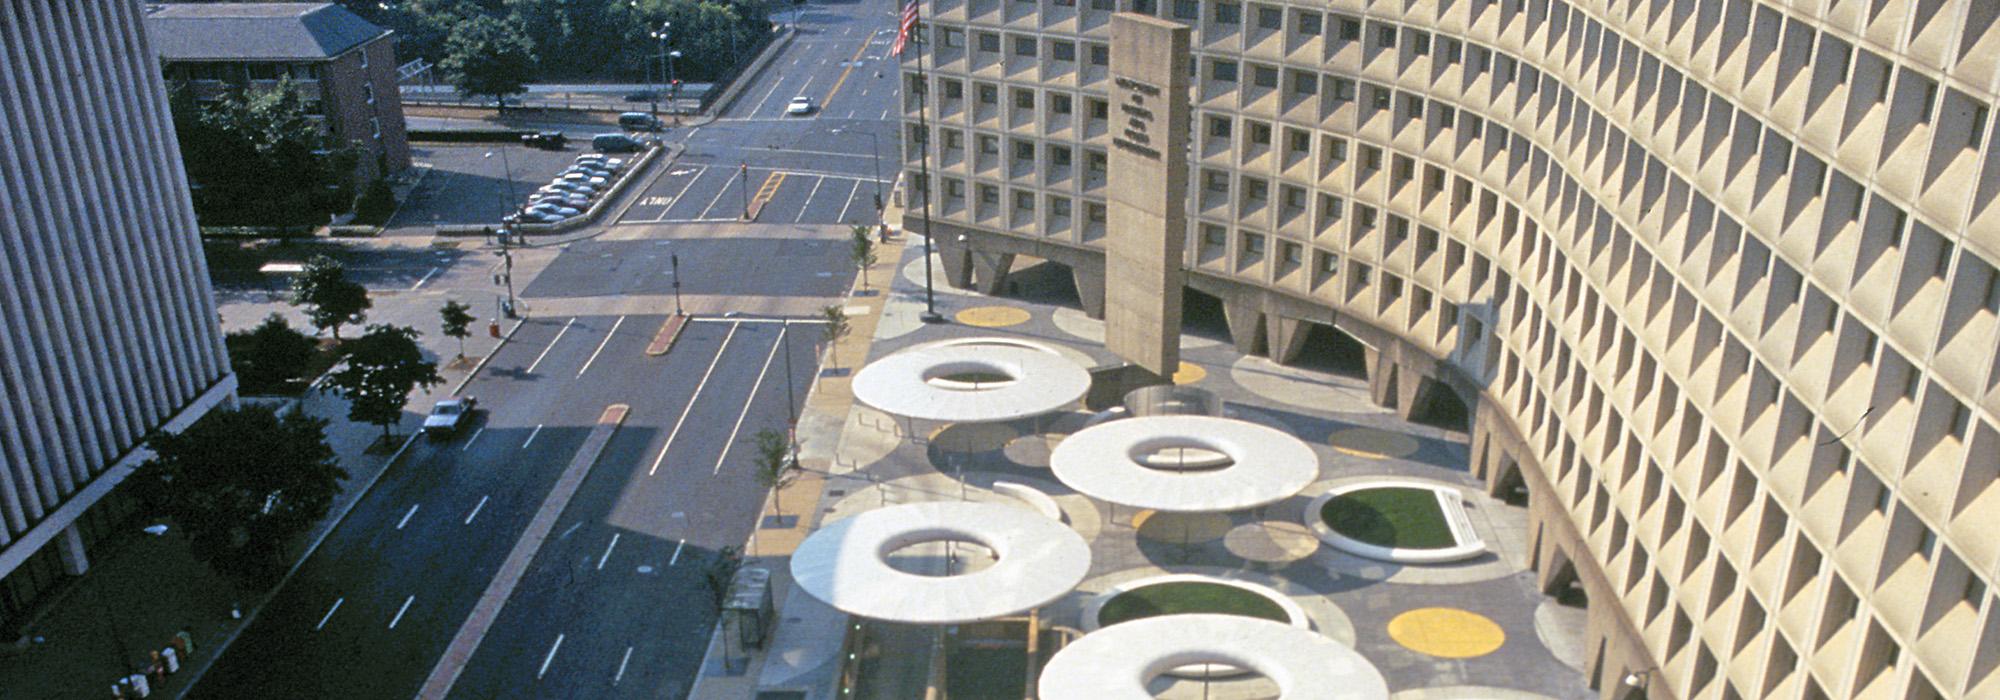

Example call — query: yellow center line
[820,35,876,109]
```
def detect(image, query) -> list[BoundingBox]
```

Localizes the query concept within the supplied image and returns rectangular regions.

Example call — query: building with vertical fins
[900,0,1999,696]
[0,0,237,631]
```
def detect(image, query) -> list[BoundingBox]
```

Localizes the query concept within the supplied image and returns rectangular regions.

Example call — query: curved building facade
[899,0,2000,697]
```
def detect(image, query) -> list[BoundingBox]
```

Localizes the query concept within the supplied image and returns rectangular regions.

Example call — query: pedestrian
[147,651,166,685]
[174,626,195,656]
[161,645,180,674]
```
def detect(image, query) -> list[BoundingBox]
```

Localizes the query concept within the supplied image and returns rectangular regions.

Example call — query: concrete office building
[146,2,413,183]
[900,0,2000,697]
[0,0,236,632]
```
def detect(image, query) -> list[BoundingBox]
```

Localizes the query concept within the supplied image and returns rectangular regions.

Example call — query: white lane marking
[557,521,583,540]
[794,176,827,223]
[834,179,863,224]
[462,426,484,451]
[315,598,344,630]
[464,495,489,525]
[614,646,634,685]
[522,423,544,448]
[576,316,626,378]
[537,633,565,679]
[669,539,686,566]
[597,532,621,570]
[697,167,742,221]
[411,267,440,291]
[396,504,419,530]
[389,595,415,629]
[651,166,711,222]
[713,326,787,475]
[649,323,741,475]
[525,318,576,373]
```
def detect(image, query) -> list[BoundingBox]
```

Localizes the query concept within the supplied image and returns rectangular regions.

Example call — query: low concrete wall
[703,27,796,117]
[504,144,663,236]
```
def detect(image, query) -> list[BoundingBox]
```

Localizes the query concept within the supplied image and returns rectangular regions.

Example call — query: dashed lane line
[464,495,489,525]
[389,595,415,629]
[648,323,740,476]
[794,176,828,223]
[315,598,343,631]
[396,504,419,530]
[669,539,685,566]
[537,633,565,680]
[576,315,626,378]
[597,533,620,570]
[462,427,484,451]
[712,324,786,475]
[614,646,634,685]
[522,423,544,448]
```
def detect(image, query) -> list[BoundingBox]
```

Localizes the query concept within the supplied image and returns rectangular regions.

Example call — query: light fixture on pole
[483,151,519,318]
[831,127,885,215]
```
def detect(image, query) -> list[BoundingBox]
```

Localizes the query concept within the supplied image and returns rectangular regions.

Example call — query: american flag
[891,0,920,57]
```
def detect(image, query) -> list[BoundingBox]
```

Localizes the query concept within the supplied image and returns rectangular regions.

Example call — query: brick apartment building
[145,2,411,183]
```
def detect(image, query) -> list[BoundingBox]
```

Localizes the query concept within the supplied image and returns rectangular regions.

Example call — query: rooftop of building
[144,2,387,62]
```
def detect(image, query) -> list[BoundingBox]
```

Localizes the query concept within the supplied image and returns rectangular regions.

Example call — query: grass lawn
[1321,486,1457,549]
[1097,581,1289,627]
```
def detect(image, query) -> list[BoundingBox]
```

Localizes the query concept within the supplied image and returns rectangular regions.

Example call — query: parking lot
[387,144,606,235]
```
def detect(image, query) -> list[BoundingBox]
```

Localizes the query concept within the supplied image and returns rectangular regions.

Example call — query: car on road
[787,96,815,115]
[618,112,665,131]
[521,130,568,149]
[592,133,646,153]
[423,397,478,437]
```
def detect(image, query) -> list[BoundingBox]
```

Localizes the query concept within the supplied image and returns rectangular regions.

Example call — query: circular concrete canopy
[1050,416,1319,512]
[789,501,1092,625]
[851,344,1091,423]
[1038,614,1389,700]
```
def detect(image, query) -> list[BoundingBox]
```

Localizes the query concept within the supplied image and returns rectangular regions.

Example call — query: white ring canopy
[1037,614,1389,700]
[851,344,1090,423]
[1049,415,1318,512]
[789,501,1092,624]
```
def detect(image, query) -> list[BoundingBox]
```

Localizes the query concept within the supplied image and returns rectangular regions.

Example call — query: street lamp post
[650,22,672,117]
[831,127,885,216]
[484,150,520,317]
[739,163,751,220]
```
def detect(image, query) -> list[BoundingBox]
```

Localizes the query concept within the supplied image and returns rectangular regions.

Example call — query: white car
[423,397,478,437]
[560,172,609,186]
[787,96,815,115]
[528,203,581,217]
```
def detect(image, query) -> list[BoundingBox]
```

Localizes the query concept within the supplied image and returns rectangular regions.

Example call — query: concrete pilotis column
[57,523,89,575]
[1395,375,1433,421]
[1222,300,1265,355]
[1264,315,1310,365]
[932,234,976,289]
[1071,266,1107,319]
[970,251,1015,296]
[1365,348,1398,410]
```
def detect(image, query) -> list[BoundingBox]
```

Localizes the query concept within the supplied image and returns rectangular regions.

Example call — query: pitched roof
[145,3,388,62]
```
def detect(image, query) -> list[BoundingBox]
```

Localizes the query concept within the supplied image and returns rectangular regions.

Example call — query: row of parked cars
[505,152,629,225]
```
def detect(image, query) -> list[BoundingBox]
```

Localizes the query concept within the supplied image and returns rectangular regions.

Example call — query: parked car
[592,133,645,152]
[560,172,608,186]
[528,203,582,217]
[787,96,815,115]
[618,112,665,131]
[623,90,656,102]
[423,397,478,437]
[514,209,563,224]
[547,181,600,196]
[565,166,613,180]
[522,131,568,149]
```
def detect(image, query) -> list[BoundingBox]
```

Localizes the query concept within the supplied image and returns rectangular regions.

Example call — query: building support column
[56,523,88,576]
[970,251,1015,296]
[1264,315,1311,365]
[1071,266,1106,319]
[932,233,975,290]
[1222,300,1265,356]
[1366,347,1399,410]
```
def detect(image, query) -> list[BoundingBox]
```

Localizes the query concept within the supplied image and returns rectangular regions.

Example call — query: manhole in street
[637,565,656,574]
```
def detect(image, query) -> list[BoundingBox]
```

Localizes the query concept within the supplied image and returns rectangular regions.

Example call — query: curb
[173,317,527,699]
[645,313,692,356]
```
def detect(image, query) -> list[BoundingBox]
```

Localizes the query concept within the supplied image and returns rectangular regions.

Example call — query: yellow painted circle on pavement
[956,306,1031,327]
[1329,427,1421,459]
[1387,607,1505,658]
[1172,361,1207,385]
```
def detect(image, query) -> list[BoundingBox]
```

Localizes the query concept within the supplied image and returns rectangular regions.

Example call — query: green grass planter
[1097,581,1291,627]
[1320,486,1457,549]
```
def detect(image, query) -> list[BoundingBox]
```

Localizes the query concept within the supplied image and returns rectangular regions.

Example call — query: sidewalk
[0,288,517,699]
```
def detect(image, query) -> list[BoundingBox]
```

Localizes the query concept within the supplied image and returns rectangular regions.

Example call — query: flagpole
[911,0,945,324]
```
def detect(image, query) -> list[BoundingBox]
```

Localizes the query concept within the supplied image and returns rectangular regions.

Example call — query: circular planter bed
[1081,574,1308,678]
[1305,480,1487,564]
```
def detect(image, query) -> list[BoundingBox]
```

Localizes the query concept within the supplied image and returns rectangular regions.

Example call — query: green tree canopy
[439,300,477,358]
[750,427,797,518]
[440,13,539,111]
[130,404,346,588]
[326,324,444,437]
[168,79,358,226]
[226,313,321,395]
[291,255,371,342]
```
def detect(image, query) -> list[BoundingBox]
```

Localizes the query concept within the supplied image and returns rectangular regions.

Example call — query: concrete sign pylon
[1103,13,1190,380]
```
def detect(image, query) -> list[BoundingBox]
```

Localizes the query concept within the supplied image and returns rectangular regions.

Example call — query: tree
[849,225,878,288]
[440,13,538,112]
[291,255,371,342]
[129,404,346,588]
[820,305,850,370]
[750,428,798,522]
[703,545,743,610]
[168,79,358,226]
[326,324,443,439]
[226,313,321,395]
[353,178,398,225]
[439,300,476,359]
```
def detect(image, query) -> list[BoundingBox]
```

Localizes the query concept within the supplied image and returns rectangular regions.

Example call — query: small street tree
[440,13,538,112]
[849,225,878,288]
[326,324,443,441]
[226,313,320,395]
[704,544,743,610]
[129,404,346,588]
[291,255,370,342]
[439,300,476,359]
[750,428,798,523]
[820,304,850,371]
